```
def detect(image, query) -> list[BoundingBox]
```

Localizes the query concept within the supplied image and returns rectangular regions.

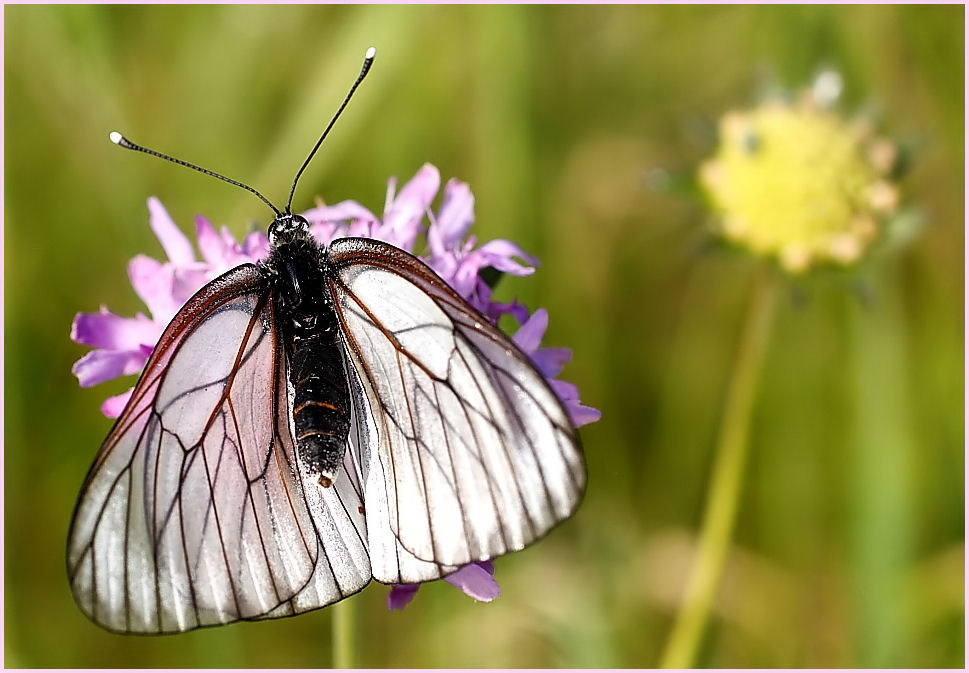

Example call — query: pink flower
[71,164,601,607]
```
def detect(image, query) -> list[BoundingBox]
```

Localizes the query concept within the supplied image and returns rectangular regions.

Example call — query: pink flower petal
[569,403,603,427]
[195,216,227,266]
[444,562,501,602]
[388,584,420,611]
[550,377,579,401]
[303,200,379,226]
[128,255,180,322]
[172,265,214,306]
[101,389,134,418]
[487,298,531,326]
[148,197,195,265]
[216,225,236,250]
[532,347,571,379]
[461,278,496,316]
[429,178,475,257]
[71,308,158,351]
[477,239,539,275]
[383,176,398,214]
[348,219,380,239]
[383,164,440,250]
[545,379,600,426]
[309,221,342,246]
[427,231,450,271]
[72,348,149,388]
[450,258,484,298]
[514,308,549,353]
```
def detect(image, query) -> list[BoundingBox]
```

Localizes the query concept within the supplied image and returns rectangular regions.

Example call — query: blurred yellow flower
[700,75,900,273]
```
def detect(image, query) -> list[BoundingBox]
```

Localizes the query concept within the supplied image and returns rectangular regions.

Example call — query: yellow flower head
[699,73,900,273]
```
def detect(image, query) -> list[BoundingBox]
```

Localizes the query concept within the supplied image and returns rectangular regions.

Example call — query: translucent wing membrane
[67,265,370,634]
[328,238,587,574]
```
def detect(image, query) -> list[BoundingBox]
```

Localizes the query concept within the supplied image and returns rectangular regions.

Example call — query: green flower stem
[332,598,357,669]
[659,267,778,668]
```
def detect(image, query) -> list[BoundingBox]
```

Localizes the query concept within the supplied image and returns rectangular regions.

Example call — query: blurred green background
[4,5,963,668]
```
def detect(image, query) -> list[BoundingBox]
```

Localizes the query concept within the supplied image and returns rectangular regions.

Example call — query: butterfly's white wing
[327,238,586,577]
[67,265,370,634]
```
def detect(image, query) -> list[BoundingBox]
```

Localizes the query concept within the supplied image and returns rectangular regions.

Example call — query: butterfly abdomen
[288,326,351,486]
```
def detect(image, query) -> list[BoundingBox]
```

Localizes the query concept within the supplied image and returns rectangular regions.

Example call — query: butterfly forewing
[327,238,587,573]
[67,264,370,634]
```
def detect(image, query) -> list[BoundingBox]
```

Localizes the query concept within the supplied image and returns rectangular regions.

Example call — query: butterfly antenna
[285,46,376,214]
[108,131,282,217]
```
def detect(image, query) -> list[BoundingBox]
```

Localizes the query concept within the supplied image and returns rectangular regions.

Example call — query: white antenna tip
[109,131,123,145]
[365,46,376,60]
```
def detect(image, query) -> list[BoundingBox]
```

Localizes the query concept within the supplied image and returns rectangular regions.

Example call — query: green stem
[332,598,357,669]
[659,267,778,668]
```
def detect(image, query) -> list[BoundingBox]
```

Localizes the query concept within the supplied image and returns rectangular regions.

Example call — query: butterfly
[67,47,586,634]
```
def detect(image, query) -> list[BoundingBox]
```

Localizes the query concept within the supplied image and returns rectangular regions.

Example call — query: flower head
[699,71,901,273]
[71,163,600,606]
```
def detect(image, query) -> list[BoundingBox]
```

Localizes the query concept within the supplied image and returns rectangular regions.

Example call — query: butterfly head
[269,213,311,246]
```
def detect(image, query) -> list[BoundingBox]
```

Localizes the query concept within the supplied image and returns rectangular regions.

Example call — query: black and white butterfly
[67,47,586,634]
